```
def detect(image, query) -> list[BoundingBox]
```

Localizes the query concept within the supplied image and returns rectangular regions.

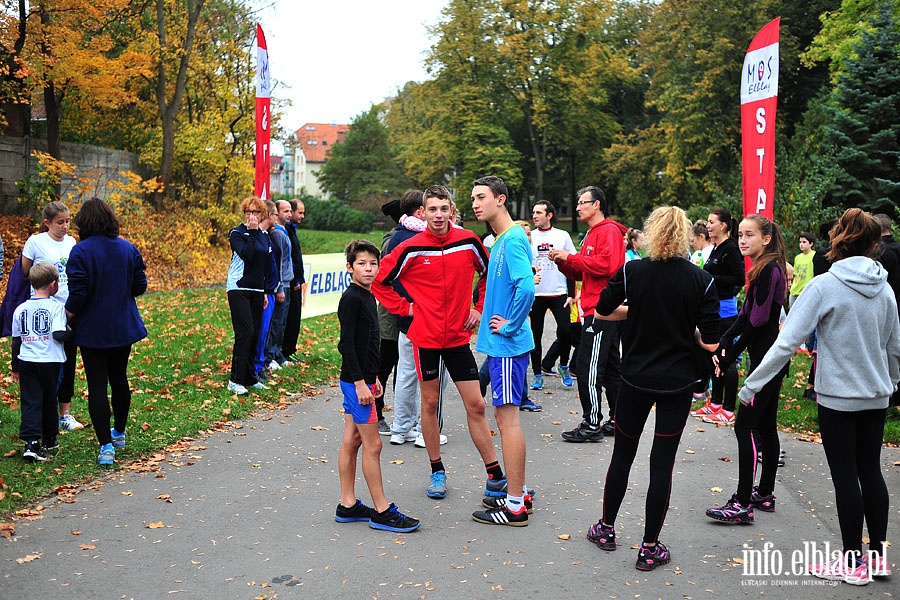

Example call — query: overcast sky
[255,0,447,137]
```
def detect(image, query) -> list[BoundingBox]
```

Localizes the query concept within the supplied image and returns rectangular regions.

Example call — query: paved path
[2,319,898,599]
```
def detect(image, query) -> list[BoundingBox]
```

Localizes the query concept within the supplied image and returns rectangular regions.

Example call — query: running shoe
[692,391,709,402]
[519,399,543,412]
[561,421,604,443]
[706,495,754,524]
[250,381,269,391]
[484,476,508,497]
[427,471,447,499]
[530,374,544,390]
[369,503,420,533]
[227,380,249,395]
[601,419,616,437]
[111,430,127,449]
[635,542,670,571]
[749,487,776,512]
[541,366,558,377]
[59,414,84,431]
[414,433,448,447]
[42,437,59,451]
[390,430,418,445]
[866,554,891,577]
[587,521,616,551]
[267,360,281,371]
[378,419,390,435]
[97,444,115,466]
[482,494,534,514]
[472,505,528,527]
[702,407,735,425]
[691,401,718,418]
[23,440,47,463]
[335,499,376,523]
[559,365,573,387]
[810,555,869,585]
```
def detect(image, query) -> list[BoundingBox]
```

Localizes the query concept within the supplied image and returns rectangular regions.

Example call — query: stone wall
[0,136,147,212]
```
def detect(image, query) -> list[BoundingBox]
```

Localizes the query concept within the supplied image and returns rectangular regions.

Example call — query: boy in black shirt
[335,240,419,533]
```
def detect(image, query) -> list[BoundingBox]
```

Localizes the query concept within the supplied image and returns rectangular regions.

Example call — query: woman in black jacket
[692,207,745,424]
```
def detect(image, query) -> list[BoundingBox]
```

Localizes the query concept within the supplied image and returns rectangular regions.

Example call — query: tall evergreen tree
[317,105,410,203]
[825,1,900,214]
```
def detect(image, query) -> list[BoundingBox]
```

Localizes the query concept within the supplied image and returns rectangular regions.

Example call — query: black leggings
[530,295,572,373]
[710,315,738,411]
[228,289,263,387]
[81,345,133,446]
[58,340,76,405]
[734,363,787,505]
[602,383,692,544]
[817,404,889,557]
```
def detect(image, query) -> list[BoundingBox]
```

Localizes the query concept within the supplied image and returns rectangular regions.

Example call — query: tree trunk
[153,0,206,210]
[0,0,30,137]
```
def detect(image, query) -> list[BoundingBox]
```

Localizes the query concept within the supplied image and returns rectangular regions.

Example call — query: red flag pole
[740,17,780,222]
[255,24,271,201]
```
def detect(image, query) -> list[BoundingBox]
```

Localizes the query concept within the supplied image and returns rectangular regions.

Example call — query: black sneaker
[635,541,671,571]
[472,505,529,527]
[23,440,47,463]
[601,419,616,437]
[369,503,420,533]
[43,437,59,451]
[749,486,776,512]
[587,520,616,551]
[482,494,534,514]
[561,421,604,443]
[335,499,376,523]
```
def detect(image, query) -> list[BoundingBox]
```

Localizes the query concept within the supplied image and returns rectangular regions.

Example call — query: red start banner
[255,24,271,201]
[740,17,780,221]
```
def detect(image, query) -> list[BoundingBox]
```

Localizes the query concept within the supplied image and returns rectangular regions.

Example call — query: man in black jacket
[281,199,306,362]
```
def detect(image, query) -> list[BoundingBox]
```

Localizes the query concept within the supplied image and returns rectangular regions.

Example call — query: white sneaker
[268,360,281,371]
[227,380,249,395]
[250,382,269,390]
[280,360,293,367]
[390,431,418,445]
[59,414,85,431]
[414,433,448,448]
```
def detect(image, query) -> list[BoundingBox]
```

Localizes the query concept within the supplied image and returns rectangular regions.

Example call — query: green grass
[296,228,390,254]
[691,351,900,443]
[0,287,341,516]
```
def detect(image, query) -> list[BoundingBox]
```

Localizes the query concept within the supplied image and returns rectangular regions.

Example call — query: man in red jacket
[374,185,509,502]
[549,186,626,443]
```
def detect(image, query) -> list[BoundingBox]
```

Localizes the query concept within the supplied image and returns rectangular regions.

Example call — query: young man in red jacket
[549,186,626,442]
[374,185,509,502]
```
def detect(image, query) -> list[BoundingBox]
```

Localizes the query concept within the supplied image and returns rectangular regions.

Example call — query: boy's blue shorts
[487,353,529,407]
[340,380,378,425]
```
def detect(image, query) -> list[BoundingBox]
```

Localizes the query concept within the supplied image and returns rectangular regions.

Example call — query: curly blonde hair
[643,206,691,260]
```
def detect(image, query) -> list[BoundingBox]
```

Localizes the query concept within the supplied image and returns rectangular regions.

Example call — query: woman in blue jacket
[66,198,148,466]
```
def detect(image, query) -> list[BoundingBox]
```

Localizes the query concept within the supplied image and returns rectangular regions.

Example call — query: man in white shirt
[529,201,577,389]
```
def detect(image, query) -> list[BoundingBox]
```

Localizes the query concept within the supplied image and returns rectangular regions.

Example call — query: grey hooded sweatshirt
[739,256,900,412]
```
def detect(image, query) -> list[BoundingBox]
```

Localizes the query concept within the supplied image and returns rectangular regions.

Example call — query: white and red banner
[740,17,780,221]
[255,24,271,201]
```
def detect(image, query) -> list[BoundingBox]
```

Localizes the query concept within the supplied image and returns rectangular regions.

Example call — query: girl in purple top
[706,215,788,524]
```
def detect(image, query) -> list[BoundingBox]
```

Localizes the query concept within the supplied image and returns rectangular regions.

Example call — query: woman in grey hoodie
[739,208,899,585]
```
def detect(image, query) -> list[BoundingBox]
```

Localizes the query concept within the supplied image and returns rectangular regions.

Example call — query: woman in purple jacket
[65,198,148,466]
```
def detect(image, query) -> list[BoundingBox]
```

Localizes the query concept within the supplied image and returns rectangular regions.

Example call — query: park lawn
[0,287,342,517]
[691,351,900,444]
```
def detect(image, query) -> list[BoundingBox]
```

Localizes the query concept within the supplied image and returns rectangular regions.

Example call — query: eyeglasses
[577,199,597,206]
[244,210,261,215]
